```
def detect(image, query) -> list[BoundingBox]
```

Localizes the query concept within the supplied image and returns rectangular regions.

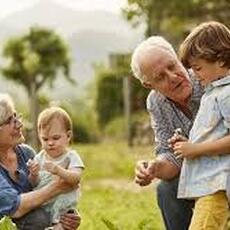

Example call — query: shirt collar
[205,75,230,92]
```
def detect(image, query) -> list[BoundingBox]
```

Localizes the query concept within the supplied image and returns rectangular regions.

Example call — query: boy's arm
[173,135,230,159]
[198,135,230,156]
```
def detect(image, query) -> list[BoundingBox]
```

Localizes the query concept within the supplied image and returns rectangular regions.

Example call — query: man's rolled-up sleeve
[147,97,183,168]
[0,174,21,217]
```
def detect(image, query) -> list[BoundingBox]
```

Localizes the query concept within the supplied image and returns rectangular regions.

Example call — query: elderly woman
[0,93,80,230]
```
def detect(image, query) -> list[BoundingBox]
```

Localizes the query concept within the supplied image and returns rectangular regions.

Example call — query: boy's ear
[218,61,225,67]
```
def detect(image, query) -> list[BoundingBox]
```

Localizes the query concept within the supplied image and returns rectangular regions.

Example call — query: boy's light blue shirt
[178,75,230,199]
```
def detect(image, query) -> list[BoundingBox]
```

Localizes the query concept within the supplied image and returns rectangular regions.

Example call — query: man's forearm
[154,156,180,180]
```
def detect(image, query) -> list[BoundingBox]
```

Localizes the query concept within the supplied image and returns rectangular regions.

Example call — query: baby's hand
[44,161,59,175]
[27,159,40,176]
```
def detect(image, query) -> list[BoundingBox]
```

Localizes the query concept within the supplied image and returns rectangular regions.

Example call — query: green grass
[78,187,162,230]
[76,141,153,180]
[74,142,164,230]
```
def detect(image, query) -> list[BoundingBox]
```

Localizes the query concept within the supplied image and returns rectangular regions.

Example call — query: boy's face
[190,59,229,86]
[39,118,71,158]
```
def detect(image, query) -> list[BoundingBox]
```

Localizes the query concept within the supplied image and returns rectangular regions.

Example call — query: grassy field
[75,142,164,230]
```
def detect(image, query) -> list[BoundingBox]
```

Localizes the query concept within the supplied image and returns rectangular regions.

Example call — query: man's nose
[166,70,178,82]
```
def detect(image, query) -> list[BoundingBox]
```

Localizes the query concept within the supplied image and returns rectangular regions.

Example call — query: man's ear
[142,81,153,89]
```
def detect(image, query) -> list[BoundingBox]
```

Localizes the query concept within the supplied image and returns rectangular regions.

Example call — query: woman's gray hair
[0,93,14,124]
[131,36,177,81]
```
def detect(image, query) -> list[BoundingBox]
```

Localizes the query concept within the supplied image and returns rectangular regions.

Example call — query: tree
[1,26,72,148]
[122,0,230,43]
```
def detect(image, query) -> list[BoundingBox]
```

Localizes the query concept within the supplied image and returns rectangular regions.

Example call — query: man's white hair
[0,93,14,124]
[131,36,177,81]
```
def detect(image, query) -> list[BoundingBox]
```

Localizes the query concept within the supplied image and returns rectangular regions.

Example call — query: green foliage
[76,142,138,180]
[60,99,100,143]
[122,0,230,42]
[131,77,149,111]
[76,142,163,230]
[95,68,149,130]
[0,216,17,230]
[104,116,126,140]
[2,26,71,91]
[101,218,120,230]
[1,26,72,148]
[79,187,163,230]
[104,111,150,141]
[96,70,123,128]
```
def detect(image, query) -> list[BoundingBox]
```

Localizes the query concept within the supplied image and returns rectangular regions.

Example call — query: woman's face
[0,107,24,148]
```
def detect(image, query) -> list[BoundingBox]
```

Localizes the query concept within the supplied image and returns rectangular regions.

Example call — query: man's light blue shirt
[178,75,230,199]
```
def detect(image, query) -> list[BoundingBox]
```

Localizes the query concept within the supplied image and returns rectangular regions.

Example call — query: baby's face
[39,118,71,158]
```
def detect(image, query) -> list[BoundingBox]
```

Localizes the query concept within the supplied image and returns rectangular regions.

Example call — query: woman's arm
[55,167,82,185]
[12,177,74,218]
[43,161,82,185]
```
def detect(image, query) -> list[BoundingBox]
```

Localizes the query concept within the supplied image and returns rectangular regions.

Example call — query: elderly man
[131,36,203,230]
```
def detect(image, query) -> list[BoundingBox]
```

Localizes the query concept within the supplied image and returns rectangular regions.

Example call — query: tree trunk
[28,81,39,150]
[123,76,132,147]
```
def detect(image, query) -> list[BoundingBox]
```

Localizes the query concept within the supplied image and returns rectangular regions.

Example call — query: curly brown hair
[179,21,230,68]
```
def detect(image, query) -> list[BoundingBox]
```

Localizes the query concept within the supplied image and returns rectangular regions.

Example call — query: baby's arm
[44,161,82,186]
[27,159,40,186]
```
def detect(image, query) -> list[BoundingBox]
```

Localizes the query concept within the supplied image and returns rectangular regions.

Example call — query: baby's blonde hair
[37,107,72,133]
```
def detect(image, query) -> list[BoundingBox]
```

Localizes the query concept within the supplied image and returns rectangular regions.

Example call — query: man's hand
[135,160,155,186]
[60,210,81,230]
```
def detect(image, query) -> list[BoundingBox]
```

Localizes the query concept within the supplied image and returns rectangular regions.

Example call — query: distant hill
[0,0,144,100]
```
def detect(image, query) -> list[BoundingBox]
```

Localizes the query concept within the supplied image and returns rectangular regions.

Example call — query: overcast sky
[0,0,127,18]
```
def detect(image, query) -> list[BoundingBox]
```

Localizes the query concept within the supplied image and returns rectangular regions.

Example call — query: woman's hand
[60,210,81,230]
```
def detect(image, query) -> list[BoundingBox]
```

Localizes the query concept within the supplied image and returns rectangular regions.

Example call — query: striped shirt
[147,73,203,167]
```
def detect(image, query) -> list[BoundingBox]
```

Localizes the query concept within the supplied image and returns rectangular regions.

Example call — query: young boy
[31,107,84,229]
[172,21,230,230]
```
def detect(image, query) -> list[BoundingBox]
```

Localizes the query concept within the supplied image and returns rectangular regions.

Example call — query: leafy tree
[1,26,72,148]
[95,68,149,129]
[122,0,230,42]
[96,70,123,128]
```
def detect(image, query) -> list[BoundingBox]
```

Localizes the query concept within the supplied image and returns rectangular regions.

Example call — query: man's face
[140,48,192,104]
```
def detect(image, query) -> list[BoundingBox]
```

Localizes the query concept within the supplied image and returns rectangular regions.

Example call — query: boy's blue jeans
[156,177,194,230]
